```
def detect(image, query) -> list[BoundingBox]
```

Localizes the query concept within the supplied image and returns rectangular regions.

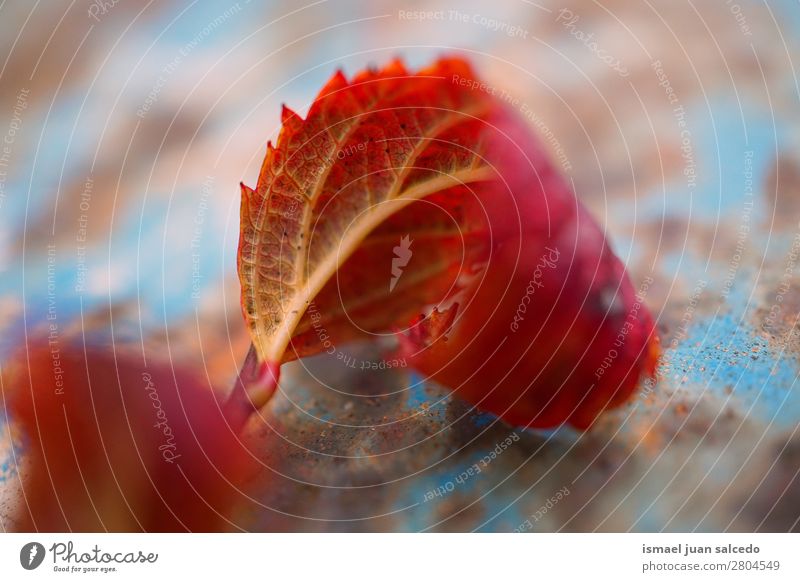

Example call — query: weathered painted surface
[1,0,799,531]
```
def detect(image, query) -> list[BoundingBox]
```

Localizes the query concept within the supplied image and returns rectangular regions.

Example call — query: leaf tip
[280,103,301,128]
[319,68,348,99]
[240,181,255,203]
[384,57,408,76]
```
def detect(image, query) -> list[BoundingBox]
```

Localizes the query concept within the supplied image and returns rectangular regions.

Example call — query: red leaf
[3,340,254,531]
[238,58,495,367]
[238,56,659,429]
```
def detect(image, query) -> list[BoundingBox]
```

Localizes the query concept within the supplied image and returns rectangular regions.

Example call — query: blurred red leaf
[3,340,254,532]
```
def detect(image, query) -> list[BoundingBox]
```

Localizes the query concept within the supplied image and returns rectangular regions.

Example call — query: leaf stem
[223,344,280,432]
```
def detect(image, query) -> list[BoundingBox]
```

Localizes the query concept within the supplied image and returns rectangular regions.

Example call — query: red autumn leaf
[237,56,659,429]
[3,340,253,531]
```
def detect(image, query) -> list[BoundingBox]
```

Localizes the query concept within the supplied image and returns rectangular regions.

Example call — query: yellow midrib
[257,165,497,362]
[293,103,489,291]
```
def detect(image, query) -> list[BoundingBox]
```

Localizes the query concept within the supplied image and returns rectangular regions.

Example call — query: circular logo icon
[20,542,46,570]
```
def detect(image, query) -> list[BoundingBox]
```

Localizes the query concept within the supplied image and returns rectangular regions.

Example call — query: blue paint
[691,97,780,219]
[404,371,449,423]
[664,275,800,426]
[620,92,779,229]
[470,410,497,428]
[0,415,23,484]
[391,446,516,531]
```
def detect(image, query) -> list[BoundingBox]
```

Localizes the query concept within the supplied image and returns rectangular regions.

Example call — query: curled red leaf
[237,57,659,429]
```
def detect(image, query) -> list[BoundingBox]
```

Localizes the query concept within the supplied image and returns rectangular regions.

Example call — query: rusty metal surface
[2,0,800,531]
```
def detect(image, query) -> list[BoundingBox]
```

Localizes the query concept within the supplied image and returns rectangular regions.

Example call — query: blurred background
[1,0,800,531]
